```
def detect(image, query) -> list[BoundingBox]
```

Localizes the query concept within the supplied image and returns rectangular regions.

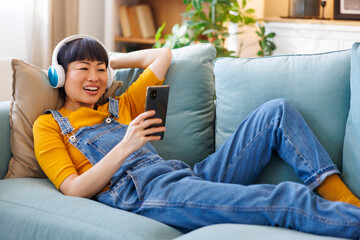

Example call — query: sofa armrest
[0,101,11,179]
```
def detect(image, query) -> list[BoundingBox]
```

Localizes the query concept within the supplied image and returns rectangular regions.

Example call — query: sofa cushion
[214,50,351,184]
[113,44,216,167]
[343,42,360,197]
[5,60,63,178]
[0,178,182,240]
[173,223,346,240]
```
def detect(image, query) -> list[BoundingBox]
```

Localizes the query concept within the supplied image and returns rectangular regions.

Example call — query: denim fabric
[50,98,360,239]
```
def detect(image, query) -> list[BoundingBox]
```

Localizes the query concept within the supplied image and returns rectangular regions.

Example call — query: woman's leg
[194,98,360,207]
[136,169,360,239]
[194,98,338,189]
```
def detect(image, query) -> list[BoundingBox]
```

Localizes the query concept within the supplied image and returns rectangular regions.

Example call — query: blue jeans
[50,98,360,238]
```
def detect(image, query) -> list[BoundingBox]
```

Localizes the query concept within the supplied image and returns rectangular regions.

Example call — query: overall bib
[48,98,360,238]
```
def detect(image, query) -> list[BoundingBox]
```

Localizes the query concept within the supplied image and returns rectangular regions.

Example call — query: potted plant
[154,0,276,57]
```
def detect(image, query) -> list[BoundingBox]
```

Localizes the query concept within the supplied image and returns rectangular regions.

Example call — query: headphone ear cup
[48,65,65,88]
[106,67,114,89]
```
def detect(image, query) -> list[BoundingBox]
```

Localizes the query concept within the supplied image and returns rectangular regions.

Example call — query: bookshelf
[115,0,186,49]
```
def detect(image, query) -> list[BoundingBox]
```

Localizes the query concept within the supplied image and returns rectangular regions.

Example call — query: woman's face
[63,60,107,111]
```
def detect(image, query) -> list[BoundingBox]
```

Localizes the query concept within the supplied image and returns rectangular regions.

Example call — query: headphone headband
[51,34,109,65]
[48,34,114,89]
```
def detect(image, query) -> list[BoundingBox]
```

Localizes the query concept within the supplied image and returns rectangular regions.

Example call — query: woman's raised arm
[110,47,172,80]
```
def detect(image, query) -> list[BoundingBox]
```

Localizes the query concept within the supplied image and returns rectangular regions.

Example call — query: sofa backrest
[214,49,351,184]
[0,101,11,179]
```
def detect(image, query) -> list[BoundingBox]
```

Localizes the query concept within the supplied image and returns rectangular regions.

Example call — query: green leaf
[245,8,255,14]
[185,3,193,12]
[199,11,208,21]
[268,41,276,50]
[155,23,166,41]
[255,30,262,37]
[261,39,266,49]
[184,0,191,4]
[202,29,215,35]
[242,0,246,8]
[266,32,275,38]
[244,16,256,25]
[260,25,265,34]
[193,0,202,11]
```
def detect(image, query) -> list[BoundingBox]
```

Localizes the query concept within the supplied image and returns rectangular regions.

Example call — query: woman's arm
[110,47,172,81]
[59,111,165,198]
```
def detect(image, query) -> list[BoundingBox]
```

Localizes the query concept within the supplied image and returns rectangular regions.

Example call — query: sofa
[1,42,359,240]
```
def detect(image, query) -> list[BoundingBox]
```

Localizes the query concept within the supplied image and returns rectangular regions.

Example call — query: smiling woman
[63,60,108,110]
[54,37,111,109]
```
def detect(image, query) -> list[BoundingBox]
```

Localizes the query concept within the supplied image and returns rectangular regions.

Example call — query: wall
[0,1,28,101]
[78,0,105,42]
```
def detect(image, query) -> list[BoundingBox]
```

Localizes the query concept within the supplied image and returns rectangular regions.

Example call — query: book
[118,5,131,38]
[127,6,142,38]
[134,4,156,38]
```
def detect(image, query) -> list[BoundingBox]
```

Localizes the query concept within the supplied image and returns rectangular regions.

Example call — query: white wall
[78,0,105,42]
[0,59,13,101]
[0,1,29,101]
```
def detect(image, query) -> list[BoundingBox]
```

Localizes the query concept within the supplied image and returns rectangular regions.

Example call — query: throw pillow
[5,59,63,178]
[5,60,123,178]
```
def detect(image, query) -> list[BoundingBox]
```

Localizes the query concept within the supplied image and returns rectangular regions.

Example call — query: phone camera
[150,90,157,100]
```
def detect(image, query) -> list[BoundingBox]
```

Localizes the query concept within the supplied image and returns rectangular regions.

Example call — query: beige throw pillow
[5,59,63,178]
[5,59,122,178]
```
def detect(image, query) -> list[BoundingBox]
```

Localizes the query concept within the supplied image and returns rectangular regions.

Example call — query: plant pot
[291,0,320,18]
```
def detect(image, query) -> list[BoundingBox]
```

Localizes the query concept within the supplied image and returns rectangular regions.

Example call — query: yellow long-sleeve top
[33,68,163,191]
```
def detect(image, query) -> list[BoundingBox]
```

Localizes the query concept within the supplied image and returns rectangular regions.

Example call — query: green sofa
[0,42,358,239]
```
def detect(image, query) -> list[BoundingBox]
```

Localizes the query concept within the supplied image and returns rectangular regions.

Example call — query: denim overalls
[48,98,360,239]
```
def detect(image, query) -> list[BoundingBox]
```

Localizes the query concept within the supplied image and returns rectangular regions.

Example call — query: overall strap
[108,97,119,118]
[44,109,74,135]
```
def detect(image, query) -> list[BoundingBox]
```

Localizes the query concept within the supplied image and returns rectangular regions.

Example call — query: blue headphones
[47,34,114,89]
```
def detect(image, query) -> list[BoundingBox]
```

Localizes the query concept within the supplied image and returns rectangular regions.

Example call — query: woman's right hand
[121,110,165,153]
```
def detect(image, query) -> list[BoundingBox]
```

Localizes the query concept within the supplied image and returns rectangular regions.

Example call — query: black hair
[57,38,109,73]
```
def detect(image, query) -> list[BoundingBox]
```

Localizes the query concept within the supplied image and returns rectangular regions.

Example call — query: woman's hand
[121,110,165,153]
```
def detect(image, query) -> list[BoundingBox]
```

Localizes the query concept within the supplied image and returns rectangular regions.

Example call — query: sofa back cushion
[214,49,351,184]
[0,101,11,179]
[343,43,360,197]
[113,44,216,167]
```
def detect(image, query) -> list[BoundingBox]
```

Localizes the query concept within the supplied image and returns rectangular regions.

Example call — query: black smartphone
[144,85,170,140]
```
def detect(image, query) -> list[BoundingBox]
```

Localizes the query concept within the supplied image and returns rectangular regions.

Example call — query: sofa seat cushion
[214,49,351,184]
[173,224,347,240]
[0,178,182,240]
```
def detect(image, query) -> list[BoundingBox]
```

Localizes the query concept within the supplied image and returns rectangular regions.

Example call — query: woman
[33,35,360,238]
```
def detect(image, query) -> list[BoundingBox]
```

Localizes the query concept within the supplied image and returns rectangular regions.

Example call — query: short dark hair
[57,37,109,73]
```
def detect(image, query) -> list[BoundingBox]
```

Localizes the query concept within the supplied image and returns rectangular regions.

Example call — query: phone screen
[144,85,170,139]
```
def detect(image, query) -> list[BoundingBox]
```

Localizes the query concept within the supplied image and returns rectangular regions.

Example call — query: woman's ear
[95,81,123,106]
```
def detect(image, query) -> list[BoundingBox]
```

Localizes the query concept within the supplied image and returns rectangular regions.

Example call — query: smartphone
[144,85,170,140]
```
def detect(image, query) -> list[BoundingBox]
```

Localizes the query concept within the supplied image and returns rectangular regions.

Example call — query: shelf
[265,17,360,26]
[115,36,165,45]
